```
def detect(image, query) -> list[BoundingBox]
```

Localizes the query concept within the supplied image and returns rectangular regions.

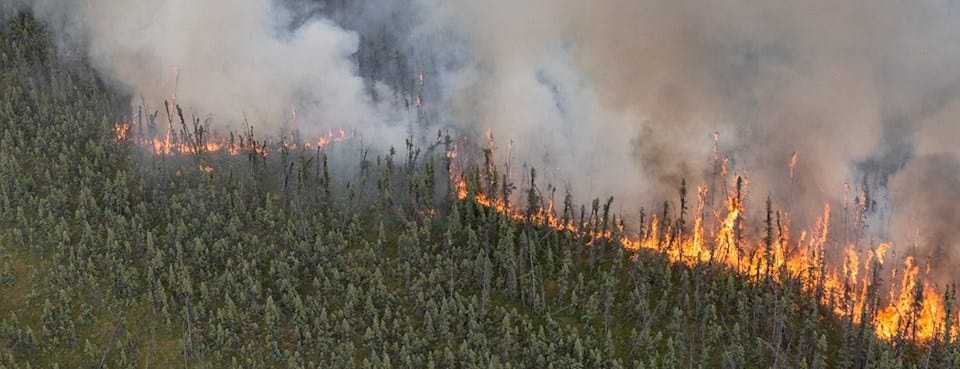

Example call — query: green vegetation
[0,12,959,368]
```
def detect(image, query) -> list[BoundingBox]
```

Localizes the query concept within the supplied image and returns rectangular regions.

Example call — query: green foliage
[0,11,956,369]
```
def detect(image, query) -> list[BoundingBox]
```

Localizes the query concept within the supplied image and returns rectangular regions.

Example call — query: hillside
[0,12,959,369]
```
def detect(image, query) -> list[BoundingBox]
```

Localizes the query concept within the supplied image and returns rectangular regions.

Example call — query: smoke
[889,155,960,284]
[407,0,960,280]
[2,0,409,139]
[416,1,958,204]
[6,0,960,281]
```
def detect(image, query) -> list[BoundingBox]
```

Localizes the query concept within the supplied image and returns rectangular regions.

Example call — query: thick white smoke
[5,0,408,139]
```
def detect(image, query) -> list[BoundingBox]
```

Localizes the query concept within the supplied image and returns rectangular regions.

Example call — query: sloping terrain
[0,13,958,369]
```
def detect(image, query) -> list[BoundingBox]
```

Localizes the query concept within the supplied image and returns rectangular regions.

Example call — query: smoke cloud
[411,0,960,280]
[3,0,409,139]
[6,0,960,281]
[889,155,960,284]
[419,0,960,206]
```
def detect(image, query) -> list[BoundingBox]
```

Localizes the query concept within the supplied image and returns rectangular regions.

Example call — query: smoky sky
[5,0,960,282]
[415,0,960,273]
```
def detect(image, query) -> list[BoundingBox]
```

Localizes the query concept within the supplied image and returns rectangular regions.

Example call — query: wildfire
[118,119,958,344]
[114,122,130,141]
[444,138,959,345]
[115,122,354,157]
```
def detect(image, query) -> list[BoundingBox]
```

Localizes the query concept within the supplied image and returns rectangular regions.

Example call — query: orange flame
[443,141,957,344]
[114,122,130,142]
[121,121,353,157]
[124,126,958,344]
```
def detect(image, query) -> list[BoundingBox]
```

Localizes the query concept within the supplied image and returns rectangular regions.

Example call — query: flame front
[120,122,958,345]
[116,121,354,157]
[444,141,958,345]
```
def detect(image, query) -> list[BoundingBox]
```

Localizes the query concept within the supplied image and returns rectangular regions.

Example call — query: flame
[876,243,890,265]
[314,128,352,149]
[872,257,950,341]
[122,125,957,344]
[844,244,859,283]
[443,141,957,344]
[120,120,353,157]
[114,122,130,141]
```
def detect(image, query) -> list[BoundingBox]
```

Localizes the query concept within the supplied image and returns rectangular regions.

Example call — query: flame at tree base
[447,136,959,345]
[114,120,354,159]
[118,119,958,345]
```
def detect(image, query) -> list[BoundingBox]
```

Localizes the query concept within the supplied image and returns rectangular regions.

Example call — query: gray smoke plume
[889,155,960,284]
[6,0,960,282]
[417,1,960,201]
[409,0,960,280]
